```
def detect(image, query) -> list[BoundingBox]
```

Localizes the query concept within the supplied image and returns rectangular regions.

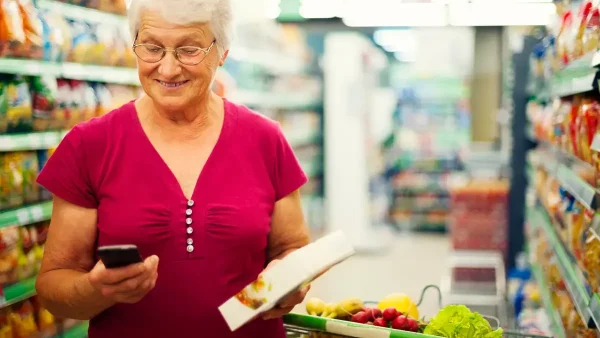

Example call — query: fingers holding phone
[89,246,159,304]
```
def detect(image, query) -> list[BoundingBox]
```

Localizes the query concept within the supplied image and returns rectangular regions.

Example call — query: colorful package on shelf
[0,153,25,210]
[582,230,600,292]
[67,20,98,65]
[0,0,27,57]
[584,8,600,53]
[0,307,12,338]
[4,75,32,133]
[30,297,55,337]
[39,10,73,63]
[16,0,43,59]
[21,152,39,204]
[0,227,20,286]
[577,99,600,164]
[36,148,55,201]
[30,75,58,132]
[10,300,38,338]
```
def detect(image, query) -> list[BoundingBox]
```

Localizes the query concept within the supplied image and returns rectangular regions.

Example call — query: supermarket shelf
[538,155,599,210]
[551,51,599,97]
[529,206,594,327]
[231,90,322,110]
[59,321,89,338]
[0,201,53,229]
[0,59,139,86]
[0,131,67,152]
[531,264,566,338]
[36,0,126,25]
[0,277,36,308]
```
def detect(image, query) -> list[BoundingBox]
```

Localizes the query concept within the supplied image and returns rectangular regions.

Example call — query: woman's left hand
[261,259,311,320]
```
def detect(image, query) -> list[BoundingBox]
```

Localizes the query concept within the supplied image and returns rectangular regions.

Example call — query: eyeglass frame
[132,39,217,65]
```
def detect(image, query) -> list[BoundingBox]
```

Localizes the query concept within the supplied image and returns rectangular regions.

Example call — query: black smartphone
[97,245,143,269]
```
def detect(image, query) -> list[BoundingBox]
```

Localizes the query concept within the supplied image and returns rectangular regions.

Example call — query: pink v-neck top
[36,99,308,337]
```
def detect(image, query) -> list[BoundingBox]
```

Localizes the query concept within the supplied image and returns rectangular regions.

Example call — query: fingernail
[152,256,159,264]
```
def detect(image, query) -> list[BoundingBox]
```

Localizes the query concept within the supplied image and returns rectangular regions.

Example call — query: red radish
[406,317,419,332]
[391,315,408,330]
[382,308,399,321]
[372,308,382,319]
[363,307,382,321]
[351,311,369,324]
[373,318,387,327]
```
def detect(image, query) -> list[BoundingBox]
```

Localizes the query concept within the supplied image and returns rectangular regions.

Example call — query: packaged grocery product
[564,96,583,156]
[573,1,593,58]
[10,300,38,338]
[0,307,13,338]
[21,152,39,204]
[578,100,600,164]
[0,0,26,57]
[40,11,72,62]
[1,153,24,209]
[79,81,98,123]
[30,75,58,131]
[5,75,32,133]
[68,20,96,64]
[0,227,20,286]
[16,0,43,59]
[54,79,72,130]
[556,11,574,65]
[31,297,55,336]
[551,99,570,147]
[585,8,600,53]
[582,231,600,290]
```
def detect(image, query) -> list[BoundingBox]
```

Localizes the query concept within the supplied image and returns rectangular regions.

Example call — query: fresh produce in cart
[284,284,528,338]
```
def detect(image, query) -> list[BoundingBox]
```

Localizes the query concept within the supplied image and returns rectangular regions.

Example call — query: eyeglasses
[132,40,216,65]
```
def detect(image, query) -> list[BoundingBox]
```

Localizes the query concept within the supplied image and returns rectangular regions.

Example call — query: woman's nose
[158,52,182,78]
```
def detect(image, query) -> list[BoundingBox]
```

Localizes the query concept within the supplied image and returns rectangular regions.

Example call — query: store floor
[293,232,450,319]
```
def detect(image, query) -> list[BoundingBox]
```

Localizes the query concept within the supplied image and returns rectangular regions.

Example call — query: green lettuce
[423,305,503,338]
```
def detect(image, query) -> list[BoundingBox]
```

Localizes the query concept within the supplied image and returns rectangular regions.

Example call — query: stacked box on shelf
[449,179,509,281]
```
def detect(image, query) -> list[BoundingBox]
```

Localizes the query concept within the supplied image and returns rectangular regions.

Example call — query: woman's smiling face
[135,10,223,112]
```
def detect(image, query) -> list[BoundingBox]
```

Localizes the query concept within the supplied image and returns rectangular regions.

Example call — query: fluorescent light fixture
[448,3,555,26]
[343,2,448,27]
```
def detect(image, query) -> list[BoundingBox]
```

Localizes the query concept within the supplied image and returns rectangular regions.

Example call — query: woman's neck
[143,92,223,139]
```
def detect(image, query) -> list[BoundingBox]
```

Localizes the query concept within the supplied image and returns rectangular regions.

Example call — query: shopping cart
[283,285,553,338]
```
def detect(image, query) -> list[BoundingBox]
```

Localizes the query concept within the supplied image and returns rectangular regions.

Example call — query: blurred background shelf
[0,202,53,229]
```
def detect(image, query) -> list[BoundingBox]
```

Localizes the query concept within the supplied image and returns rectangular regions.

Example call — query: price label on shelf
[0,136,16,151]
[15,209,30,226]
[29,206,44,222]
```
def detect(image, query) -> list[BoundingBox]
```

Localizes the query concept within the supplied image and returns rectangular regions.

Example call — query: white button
[188,200,194,207]
[187,238,193,245]
[186,218,193,225]
[187,227,193,234]
[186,209,192,216]
[187,245,194,253]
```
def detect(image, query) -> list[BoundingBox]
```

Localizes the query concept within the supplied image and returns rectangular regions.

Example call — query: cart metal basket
[283,285,553,338]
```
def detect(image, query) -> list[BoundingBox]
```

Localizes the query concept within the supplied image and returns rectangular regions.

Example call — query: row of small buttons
[186,199,194,253]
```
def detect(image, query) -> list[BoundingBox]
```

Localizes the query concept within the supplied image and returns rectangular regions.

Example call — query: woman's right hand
[88,255,159,304]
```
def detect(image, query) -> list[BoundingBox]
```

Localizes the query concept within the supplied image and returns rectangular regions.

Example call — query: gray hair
[127,0,233,56]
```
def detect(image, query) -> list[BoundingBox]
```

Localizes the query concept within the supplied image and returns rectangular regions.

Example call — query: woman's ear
[219,50,229,67]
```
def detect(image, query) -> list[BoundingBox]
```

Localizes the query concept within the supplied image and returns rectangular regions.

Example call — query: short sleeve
[36,126,98,208]
[272,125,309,201]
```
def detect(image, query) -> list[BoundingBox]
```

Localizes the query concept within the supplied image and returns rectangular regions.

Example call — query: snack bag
[0,307,13,338]
[80,81,98,123]
[5,75,32,133]
[67,80,84,128]
[583,231,600,291]
[578,101,600,164]
[30,75,57,131]
[10,300,38,338]
[2,153,24,209]
[0,0,26,57]
[36,149,53,201]
[569,204,587,260]
[68,20,96,64]
[0,227,20,286]
[573,1,593,58]
[21,152,39,204]
[565,97,584,157]
[93,83,112,116]
[54,79,72,130]
[16,0,43,59]
[40,11,72,62]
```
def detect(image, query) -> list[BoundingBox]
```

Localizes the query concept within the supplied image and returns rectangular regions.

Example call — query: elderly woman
[34,0,311,336]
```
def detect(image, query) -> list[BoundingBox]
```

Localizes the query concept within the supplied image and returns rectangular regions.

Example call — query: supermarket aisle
[294,232,450,319]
